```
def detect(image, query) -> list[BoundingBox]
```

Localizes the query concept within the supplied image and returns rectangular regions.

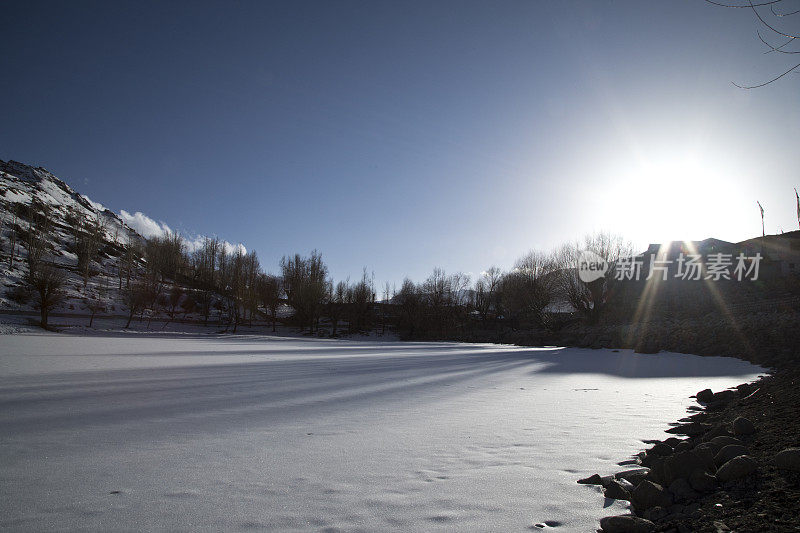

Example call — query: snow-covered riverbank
[0,333,762,531]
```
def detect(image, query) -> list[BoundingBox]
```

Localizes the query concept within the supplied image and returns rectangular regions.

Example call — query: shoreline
[586,366,800,533]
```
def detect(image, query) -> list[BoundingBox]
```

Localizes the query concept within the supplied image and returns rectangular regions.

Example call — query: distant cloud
[185,235,247,256]
[81,194,105,212]
[120,209,247,255]
[119,210,172,239]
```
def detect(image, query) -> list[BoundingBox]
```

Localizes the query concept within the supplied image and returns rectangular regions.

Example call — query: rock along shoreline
[581,366,800,533]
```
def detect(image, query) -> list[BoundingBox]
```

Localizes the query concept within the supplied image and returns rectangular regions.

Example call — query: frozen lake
[0,333,761,531]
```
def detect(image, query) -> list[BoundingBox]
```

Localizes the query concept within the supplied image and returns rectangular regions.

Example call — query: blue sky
[2,1,799,288]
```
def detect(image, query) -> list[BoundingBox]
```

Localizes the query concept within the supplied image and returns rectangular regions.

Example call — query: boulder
[696,388,715,403]
[707,436,744,452]
[642,506,668,522]
[578,474,604,485]
[605,479,632,501]
[732,417,755,436]
[668,478,699,501]
[714,444,749,467]
[599,515,655,533]
[716,455,758,482]
[648,443,673,457]
[688,469,717,492]
[616,468,650,486]
[662,450,709,485]
[702,424,732,441]
[666,422,711,437]
[632,480,672,511]
[711,390,736,405]
[774,448,800,472]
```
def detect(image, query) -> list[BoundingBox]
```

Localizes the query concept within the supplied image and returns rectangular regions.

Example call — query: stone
[666,422,711,437]
[711,390,736,405]
[662,450,709,485]
[714,444,749,467]
[774,448,800,472]
[616,468,650,486]
[632,480,672,511]
[707,435,744,452]
[605,479,632,501]
[648,443,673,457]
[696,388,715,403]
[578,474,603,485]
[716,455,758,482]
[688,469,717,492]
[668,478,699,501]
[674,441,692,453]
[702,424,732,441]
[732,416,755,436]
[642,506,668,522]
[599,515,655,533]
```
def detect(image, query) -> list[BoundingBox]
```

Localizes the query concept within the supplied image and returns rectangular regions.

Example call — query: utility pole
[757,201,765,237]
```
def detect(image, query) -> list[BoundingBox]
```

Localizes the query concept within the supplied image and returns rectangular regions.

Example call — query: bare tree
[706,0,800,88]
[552,233,634,324]
[28,263,67,330]
[474,266,503,322]
[281,251,329,333]
[84,287,106,328]
[258,273,283,332]
[501,251,555,330]
[327,280,347,336]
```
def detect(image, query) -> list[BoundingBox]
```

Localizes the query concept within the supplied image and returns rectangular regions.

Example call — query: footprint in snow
[531,520,563,528]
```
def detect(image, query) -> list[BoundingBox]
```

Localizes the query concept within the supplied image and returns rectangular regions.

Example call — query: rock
[605,479,632,501]
[663,437,681,447]
[674,441,692,453]
[632,480,672,511]
[668,478,699,501]
[707,435,744,452]
[616,468,650,486]
[642,506,668,522]
[666,422,711,437]
[662,450,709,485]
[696,388,715,403]
[648,443,673,457]
[599,515,655,533]
[711,390,736,405]
[714,444,749,467]
[702,424,732,441]
[716,455,758,482]
[578,474,603,485]
[688,469,717,492]
[774,448,800,472]
[732,416,755,436]
[684,501,702,516]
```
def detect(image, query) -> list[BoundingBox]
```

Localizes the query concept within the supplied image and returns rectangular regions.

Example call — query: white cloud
[81,194,105,212]
[119,210,172,239]
[118,210,247,255]
[186,236,246,256]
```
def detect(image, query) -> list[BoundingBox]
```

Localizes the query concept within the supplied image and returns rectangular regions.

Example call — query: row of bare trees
[2,193,633,336]
[392,233,635,339]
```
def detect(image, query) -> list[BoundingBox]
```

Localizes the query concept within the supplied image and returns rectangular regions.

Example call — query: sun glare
[600,150,751,247]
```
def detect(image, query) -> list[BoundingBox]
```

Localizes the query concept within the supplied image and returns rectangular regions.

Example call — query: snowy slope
[0,334,762,532]
[0,159,144,313]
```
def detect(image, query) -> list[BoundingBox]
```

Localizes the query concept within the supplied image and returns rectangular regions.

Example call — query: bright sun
[598,150,752,248]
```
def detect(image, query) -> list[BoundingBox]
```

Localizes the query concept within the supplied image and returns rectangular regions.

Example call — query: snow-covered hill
[0,160,147,314]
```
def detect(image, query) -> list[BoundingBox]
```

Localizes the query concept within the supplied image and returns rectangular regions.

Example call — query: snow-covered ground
[0,333,762,532]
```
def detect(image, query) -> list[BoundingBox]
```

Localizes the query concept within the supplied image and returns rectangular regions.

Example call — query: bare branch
[758,30,800,53]
[749,0,800,39]
[770,2,800,16]
[733,60,800,87]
